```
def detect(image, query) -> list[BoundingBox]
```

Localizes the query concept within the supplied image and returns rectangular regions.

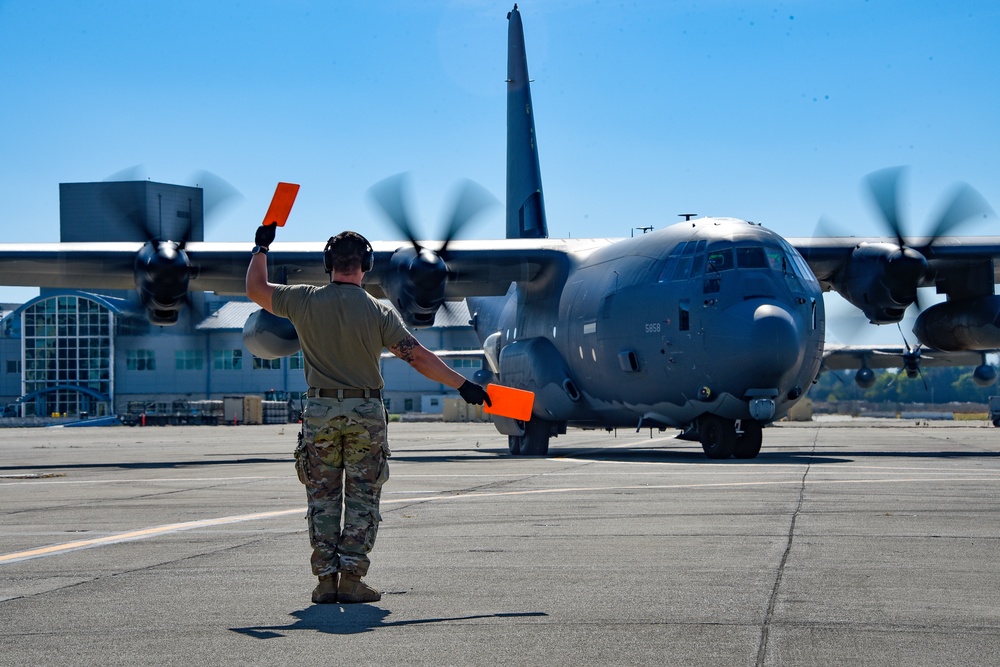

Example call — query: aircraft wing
[0,238,585,297]
[0,242,142,291]
[821,344,987,371]
[791,236,1000,289]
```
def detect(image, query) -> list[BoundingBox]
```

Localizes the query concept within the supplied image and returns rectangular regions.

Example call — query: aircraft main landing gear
[507,419,551,457]
[734,420,763,459]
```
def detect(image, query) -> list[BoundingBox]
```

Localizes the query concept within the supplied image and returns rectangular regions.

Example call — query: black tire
[700,415,736,459]
[993,419,1000,428]
[520,420,551,456]
[733,421,763,459]
[508,435,521,455]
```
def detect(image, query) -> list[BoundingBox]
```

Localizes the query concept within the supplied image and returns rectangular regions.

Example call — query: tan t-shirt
[271,283,410,390]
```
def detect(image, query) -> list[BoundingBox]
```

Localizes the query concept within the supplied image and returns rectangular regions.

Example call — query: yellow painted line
[0,508,303,565]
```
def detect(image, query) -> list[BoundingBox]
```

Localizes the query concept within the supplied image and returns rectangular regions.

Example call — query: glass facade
[21,295,114,417]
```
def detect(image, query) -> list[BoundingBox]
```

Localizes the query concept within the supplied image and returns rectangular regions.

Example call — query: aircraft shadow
[230,605,547,638]
[552,448,852,465]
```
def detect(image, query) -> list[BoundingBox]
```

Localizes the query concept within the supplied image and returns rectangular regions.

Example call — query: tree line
[807,364,1000,405]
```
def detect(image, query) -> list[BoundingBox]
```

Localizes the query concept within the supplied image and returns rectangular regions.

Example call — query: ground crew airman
[246,224,491,604]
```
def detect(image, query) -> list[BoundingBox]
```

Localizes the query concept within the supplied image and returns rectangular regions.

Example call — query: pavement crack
[755,429,818,667]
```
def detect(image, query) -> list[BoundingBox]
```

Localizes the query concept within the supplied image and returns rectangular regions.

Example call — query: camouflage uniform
[272,281,409,581]
[295,396,389,577]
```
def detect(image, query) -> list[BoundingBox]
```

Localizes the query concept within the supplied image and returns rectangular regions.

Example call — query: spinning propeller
[368,173,497,327]
[819,167,994,327]
[872,325,929,389]
[861,166,993,311]
[102,167,243,325]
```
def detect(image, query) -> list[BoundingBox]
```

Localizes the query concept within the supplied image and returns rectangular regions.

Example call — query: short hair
[324,231,373,274]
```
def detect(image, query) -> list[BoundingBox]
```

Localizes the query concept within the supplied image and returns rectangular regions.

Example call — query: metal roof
[195,298,471,331]
[196,301,261,330]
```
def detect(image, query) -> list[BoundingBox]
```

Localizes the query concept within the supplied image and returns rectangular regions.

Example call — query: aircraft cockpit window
[674,257,693,281]
[658,240,707,282]
[735,247,768,269]
[778,239,818,283]
[706,248,734,271]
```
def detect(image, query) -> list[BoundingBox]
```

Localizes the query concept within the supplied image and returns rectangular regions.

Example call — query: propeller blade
[101,166,151,241]
[439,179,499,256]
[368,172,421,250]
[189,170,244,225]
[924,182,996,243]
[862,166,908,248]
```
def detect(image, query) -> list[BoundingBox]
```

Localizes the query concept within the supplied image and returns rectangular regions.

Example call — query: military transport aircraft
[1,4,998,459]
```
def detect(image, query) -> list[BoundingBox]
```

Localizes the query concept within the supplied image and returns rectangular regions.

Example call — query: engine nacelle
[134,240,191,326]
[381,247,449,328]
[243,309,300,359]
[855,367,876,389]
[913,296,1000,351]
[836,242,928,324]
[973,363,998,387]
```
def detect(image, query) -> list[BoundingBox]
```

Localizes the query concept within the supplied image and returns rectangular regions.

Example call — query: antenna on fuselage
[679,213,697,221]
[631,226,653,237]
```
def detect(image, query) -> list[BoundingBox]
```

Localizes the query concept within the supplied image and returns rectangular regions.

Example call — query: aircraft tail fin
[506,4,548,240]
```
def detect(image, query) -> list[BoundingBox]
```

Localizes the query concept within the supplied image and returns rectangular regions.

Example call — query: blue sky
[1,0,998,342]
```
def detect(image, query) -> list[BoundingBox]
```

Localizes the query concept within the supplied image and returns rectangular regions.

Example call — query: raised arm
[246,223,278,313]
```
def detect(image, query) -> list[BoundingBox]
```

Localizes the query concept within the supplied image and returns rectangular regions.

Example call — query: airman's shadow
[231,605,546,638]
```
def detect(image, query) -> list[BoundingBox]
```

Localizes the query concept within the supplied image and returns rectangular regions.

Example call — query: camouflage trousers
[295,397,389,578]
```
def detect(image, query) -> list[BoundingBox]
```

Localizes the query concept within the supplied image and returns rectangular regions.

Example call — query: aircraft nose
[714,302,803,388]
[746,303,802,384]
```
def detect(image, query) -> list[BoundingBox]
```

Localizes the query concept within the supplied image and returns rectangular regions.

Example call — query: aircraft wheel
[520,420,551,456]
[734,421,763,459]
[699,416,736,459]
[508,435,522,455]
[993,419,1000,428]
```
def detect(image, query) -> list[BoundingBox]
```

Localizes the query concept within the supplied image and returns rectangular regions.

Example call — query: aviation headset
[323,232,374,274]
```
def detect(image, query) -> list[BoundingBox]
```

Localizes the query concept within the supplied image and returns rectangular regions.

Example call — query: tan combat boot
[337,573,381,603]
[311,573,338,604]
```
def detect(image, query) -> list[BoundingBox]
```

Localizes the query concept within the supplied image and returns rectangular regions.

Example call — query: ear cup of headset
[323,237,335,273]
[361,241,374,272]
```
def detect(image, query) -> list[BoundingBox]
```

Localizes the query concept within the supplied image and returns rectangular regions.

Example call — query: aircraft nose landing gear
[698,416,764,459]
[698,415,736,459]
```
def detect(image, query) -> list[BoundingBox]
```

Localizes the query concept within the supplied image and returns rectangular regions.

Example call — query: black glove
[459,380,492,406]
[255,222,277,248]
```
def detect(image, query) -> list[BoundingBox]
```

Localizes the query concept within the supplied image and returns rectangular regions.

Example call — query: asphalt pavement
[2,419,1000,666]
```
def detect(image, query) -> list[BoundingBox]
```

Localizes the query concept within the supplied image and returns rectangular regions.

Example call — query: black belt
[307,388,381,399]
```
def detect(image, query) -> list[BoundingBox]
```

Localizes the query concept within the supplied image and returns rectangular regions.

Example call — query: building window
[175,349,204,370]
[451,359,482,368]
[404,398,413,411]
[21,294,113,417]
[289,351,304,370]
[213,349,243,370]
[126,349,156,371]
[253,356,281,370]
[5,360,19,373]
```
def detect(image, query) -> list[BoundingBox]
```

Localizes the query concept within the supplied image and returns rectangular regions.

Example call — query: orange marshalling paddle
[262,182,300,227]
[482,383,535,421]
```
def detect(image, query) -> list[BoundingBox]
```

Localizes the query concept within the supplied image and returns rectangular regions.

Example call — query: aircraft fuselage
[469,217,825,444]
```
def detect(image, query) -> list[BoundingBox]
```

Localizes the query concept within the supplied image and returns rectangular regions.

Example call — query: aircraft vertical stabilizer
[506,5,548,240]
